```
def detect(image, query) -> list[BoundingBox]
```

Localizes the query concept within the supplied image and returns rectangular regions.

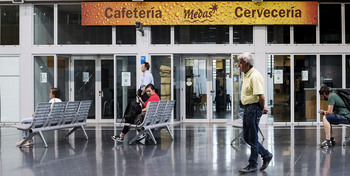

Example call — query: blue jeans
[21,117,32,138]
[325,114,349,125]
[243,103,270,167]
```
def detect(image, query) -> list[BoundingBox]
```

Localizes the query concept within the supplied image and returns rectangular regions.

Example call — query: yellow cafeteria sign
[82,1,318,25]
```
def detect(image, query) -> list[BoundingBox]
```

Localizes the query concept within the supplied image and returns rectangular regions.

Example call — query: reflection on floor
[1,124,350,175]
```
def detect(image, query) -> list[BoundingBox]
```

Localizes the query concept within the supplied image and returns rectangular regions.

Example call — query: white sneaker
[16,139,26,146]
[135,133,147,141]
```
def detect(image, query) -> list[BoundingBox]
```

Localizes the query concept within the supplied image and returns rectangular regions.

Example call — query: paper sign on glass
[274,70,283,84]
[83,72,90,82]
[40,72,47,83]
[302,71,308,81]
[122,72,131,86]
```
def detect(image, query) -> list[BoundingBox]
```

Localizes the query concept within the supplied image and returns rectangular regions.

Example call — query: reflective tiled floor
[1,124,350,176]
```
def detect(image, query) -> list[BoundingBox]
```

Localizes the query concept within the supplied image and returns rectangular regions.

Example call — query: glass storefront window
[116,26,136,45]
[294,55,316,122]
[232,55,241,120]
[0,6,19,45]
[174,55,181,122]
[347,56,350,88]
[57,56,69,101]
[320,55,342,88]
[175,25,229,44]
[151,56,171,100]
[185,59,207,119]
[212,56,232,119]
[267,26,290,44]
[346,4,350,44]
[101,60,114,119]
[34,5,54,45]
[151,26,170,44]
[233,26,253,44]
[320,4,341,44]
[34,56,54,106]
[267,55,291,122]
[294,26,316,44]
[58,5,112,45]
[115,56,136,123]
[74,59,95,119]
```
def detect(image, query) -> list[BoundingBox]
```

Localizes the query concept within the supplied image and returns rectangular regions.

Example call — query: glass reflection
[294,55,316,122]
[175,25,229,44]
[34,56,54,106]
[267,55,291,122]
[212,57,232,119]
[115,56,136,123]
[151,56,171,100]
[185,59,207,119]
[34,5,54,45]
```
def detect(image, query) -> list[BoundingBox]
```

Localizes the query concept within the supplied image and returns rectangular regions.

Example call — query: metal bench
[125,100,175,144]
[230,112,265,145]
[12,100,92,148]
[341,124,350,146]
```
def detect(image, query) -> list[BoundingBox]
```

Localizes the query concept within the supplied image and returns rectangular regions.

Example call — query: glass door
[72,55,114,123]
[183,55,233,122]
[267,55,291,123]
[210,56,232,120]
[115,56,137,123]
[185,58,207,120]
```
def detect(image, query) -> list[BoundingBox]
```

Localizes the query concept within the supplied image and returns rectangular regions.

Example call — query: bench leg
[231,130,244,145]
[343,128,350,146]
[129,130,146,145]
[165,126,174,140]
[64,127,78,139]
[147,129,157,145]
[65,125,89,140]
[258,127,265,142]
[38,131,48,148]
[80,125,89,140]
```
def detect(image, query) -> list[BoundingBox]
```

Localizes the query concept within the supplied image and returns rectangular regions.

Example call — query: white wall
[0,56,20,122]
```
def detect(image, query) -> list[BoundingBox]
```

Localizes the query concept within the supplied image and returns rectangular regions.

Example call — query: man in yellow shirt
[238,52,273,174]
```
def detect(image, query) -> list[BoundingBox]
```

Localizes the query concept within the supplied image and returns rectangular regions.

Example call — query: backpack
[337,89,350,111]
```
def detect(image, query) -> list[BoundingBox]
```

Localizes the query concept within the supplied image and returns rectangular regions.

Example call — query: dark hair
[143,62,150,70]
[145,84,155,91]
[50,88,60,98]
[319,86,331,95]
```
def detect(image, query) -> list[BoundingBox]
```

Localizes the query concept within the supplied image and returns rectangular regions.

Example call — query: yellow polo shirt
[241,67,264,105]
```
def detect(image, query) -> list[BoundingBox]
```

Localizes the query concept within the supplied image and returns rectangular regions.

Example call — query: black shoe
[331,137,336,146]
[239,165,257,174]
[260,153,273,171]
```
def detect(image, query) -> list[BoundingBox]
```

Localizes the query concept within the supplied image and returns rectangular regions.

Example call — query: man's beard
[324,97,328,101]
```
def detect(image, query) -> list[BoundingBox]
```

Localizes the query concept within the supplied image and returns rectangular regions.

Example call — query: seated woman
[111,84,160,143]
[16,88,62,147]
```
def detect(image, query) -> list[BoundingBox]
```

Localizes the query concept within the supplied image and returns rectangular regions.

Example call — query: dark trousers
[122,113,145,135]
[242,103,270,167]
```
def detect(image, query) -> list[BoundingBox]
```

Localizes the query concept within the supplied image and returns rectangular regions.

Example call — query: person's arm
[138,96,145,107]
[319,105,334,115]
[258,94,268,114]
[142,102,150,112]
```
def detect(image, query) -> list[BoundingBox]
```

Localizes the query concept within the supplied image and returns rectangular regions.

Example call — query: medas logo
[183,3,218,23]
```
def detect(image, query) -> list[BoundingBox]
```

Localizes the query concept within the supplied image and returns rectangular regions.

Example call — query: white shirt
[49,98,62,108]
[141,70,154,90]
